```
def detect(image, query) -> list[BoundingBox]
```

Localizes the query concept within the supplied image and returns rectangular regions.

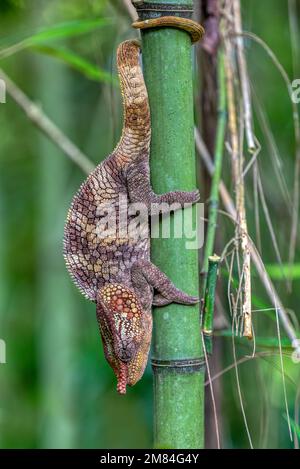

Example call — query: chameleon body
[63,40,199,394]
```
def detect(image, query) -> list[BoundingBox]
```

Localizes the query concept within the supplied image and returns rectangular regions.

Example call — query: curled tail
[116,40,151,160]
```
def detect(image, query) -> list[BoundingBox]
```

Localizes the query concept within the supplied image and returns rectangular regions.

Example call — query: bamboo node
[151,357,205,373]
[132,1,194,16]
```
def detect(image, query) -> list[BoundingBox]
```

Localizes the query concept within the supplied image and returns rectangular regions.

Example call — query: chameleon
[63,39,200,394]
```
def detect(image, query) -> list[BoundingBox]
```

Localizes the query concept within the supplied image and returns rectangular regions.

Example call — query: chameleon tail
[116,40,151,159]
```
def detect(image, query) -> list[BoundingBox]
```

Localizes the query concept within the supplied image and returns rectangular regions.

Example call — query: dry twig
[123,0,138,21]
[232,0,256,152]
[223,27,252,339]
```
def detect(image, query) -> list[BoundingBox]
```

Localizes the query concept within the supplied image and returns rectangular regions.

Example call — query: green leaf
[23,19,110,44]
[265,263,300,280]
[0,18,111,59]
[32,45,117,85]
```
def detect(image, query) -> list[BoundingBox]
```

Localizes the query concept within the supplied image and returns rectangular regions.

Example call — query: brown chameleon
[63,40,199,394]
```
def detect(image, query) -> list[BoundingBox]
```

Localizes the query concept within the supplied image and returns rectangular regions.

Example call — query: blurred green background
[0,0,299,449]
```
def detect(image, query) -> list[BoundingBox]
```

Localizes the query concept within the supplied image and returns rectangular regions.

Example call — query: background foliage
[0,0,299,448]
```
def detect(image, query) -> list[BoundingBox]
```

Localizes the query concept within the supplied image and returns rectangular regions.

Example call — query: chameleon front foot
[163,189,200,206]
[152,188,200,209]
[152,292,199,306]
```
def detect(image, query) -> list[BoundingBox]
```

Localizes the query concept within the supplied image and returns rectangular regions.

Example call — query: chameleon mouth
[117,362,128,395]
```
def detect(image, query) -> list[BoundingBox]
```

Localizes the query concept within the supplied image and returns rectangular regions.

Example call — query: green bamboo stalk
[201,51,226,353]
[202,51,226,278]
[132,0,204,449]
[202,255,220,354]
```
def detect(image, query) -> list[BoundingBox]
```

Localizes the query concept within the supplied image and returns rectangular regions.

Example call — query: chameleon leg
[131,259,199,306]
[152,294,173,307]
[127,161,200,213]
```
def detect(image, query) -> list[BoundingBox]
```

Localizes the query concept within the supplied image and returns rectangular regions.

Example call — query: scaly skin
[63,40,199,394]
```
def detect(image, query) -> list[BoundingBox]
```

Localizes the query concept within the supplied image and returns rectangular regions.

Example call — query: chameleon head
[96,284,152,394]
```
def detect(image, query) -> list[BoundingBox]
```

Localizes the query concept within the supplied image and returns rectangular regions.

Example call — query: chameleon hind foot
[131,259,199,308]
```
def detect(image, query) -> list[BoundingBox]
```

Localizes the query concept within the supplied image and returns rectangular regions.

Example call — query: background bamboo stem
[224,23,252,339]
[201,50,226,277]
[203,255,221,354]
[201,50,226,355]
[36,49,76,449]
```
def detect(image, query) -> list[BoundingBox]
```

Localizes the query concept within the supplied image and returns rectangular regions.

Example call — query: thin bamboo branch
[253,162,262,253]
[201,50,225,356]
[230,30,300,275]
[224,31,252,339]
[0,68,94,175]
[194,127,299,349]
[203,255,221,354]
[275,300,293,440]
[202,50,226,276]
[195,128,236,215]
[122,0,138,21]
[232,0,256,152]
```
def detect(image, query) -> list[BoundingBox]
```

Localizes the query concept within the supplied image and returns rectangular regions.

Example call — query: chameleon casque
[63,39,200,394]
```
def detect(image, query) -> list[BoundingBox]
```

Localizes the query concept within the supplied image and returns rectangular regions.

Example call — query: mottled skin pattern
[64,40,199,394]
